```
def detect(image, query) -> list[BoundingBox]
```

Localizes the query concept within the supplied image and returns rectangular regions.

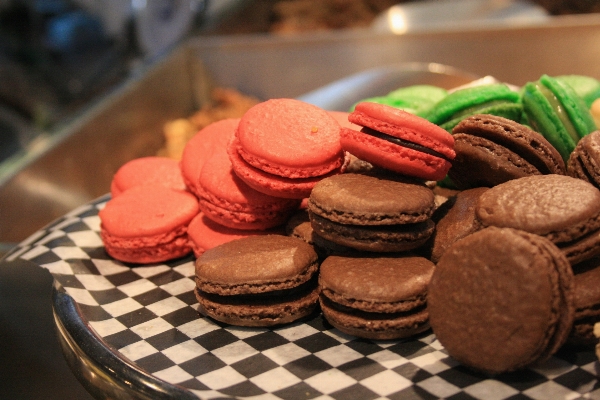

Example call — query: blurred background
[1,0,599,398]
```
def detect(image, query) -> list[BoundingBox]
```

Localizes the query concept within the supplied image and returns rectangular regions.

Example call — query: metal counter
[2,13,600,250]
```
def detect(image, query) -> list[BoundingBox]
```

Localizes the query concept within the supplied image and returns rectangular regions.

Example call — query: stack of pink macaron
[99,98,350,264]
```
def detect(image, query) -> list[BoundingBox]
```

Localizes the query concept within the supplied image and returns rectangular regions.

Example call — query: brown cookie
[428,187,488,263]
[475,174,600,265]
[319,254,434,340]
[448,114,565,189]
[567,257,600,346]
[567,130,600,189]
[428,227,575,374]
[195,235,319,326]
[308,173,436,252]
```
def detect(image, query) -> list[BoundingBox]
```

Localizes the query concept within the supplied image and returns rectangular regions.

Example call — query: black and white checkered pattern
[6,195,600,399]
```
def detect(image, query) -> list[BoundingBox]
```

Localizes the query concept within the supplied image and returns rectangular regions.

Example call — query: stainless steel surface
[3,13,600,251]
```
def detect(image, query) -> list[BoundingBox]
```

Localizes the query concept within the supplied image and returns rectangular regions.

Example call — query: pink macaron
[228,99,348,199]
[341,102,455,181]
[196,118,300,230]
[110,156,188,198]
[99,185,199,264]
[187,212,284,257]
[180,118,238,198]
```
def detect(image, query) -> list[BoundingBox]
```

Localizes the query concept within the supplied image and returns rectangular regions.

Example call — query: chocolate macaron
[475,174,600,265]
[429,227,575,374]
[448,114,566,189]
[319,254,434,340]
[307,173,436,252]
[567,130,600,190]
[567,257,600,346]
[195,235,319,327]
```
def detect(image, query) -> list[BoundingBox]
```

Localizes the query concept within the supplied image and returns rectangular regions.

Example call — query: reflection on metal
[372,0,550,34]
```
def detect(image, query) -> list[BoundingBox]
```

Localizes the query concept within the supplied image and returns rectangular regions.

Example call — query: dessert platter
[5,63,600,400]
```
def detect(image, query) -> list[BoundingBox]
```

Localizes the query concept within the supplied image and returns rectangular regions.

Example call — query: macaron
[228,98,347,199]
[307,173,436,252]
[556,75,600,108]
[429,227,574,375]
[196,123,300,230]
[423,83,523,132]
[567,256,600,346]
[475,174,600,265]
[341,102,456,181]
[448,114,566,189]
[427,187,488,263]
[194,235,319,327]
[187,212,283,257]
[352,84,448,116]
[567,130,600,189]
[522,74,597,161]
[110,156,188,197]
[99,185,199,264]
[319,254,434,340]
[180,118,238,198]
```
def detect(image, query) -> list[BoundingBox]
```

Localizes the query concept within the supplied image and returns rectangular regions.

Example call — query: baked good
[187,212,283,257]
[341,102,456,181]
[428,227,575,374]
[423,83,522,132]
[592,99,600,128]
[99,185,199,264]
[475,174,600,265]
[556,75,600,108]
[522,74,597,161]
[319,254,434,340]
[448,114,566,189]
[567,130,600,189]
[307,173,436,252]
[427,187,488,263]
[196,121,299,230]
[194,235,319,327]
[567,257,600,346]
[228,98,347,199]
[110,156,188,197]
[180,118,238,198]
[353,84,448,116]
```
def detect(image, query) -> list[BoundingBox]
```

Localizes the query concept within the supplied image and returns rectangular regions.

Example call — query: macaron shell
[235,98,344,178]
[439,102,524,132]
[424,84,520,125]
[110,156,188,197]
[180,119,239,196]
[103,235,191,264]
[568,257,600,345]
[228,136,343,199]
[195,235,318,294]
[429,227,574,374]
[567,130,600,188]
[475,174,600,242]
[541,74,597,140]
[100,185,199,238]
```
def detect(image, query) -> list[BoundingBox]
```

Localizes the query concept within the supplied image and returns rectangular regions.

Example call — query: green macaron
[352,84,447,116]
[522,74,597,161]
[556,75,600,108]
[423,83,523,132]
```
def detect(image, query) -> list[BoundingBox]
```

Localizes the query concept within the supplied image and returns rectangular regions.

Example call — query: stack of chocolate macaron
[99,71,600,376]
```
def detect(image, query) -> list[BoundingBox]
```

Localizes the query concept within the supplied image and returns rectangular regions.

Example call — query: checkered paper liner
[6,195,600,400]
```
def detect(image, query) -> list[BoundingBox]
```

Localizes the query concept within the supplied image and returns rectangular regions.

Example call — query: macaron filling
[360,126,452,162]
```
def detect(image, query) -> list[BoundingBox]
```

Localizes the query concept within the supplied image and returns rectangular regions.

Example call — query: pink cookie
[99,185,199,264]
[180,119,239,198]
[110,156,187,197]
[228,99,347,199]
[187,212,284,257]
[342,102,455,181]
[197,120,300,230]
